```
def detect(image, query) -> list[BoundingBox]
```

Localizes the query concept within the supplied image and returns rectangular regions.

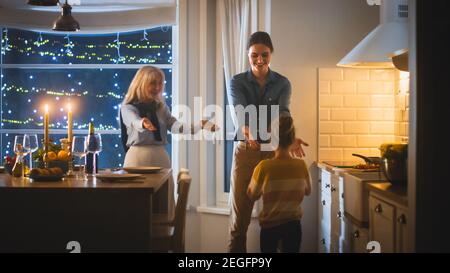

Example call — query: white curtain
[218,0,252,101]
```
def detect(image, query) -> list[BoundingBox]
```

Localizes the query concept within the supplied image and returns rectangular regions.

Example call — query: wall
[318,68,397,162]
[183,0,379,253]
[270,0,378,252]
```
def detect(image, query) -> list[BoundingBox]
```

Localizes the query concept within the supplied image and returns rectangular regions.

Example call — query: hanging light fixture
[27,0,59,6]
[52,0,80,32]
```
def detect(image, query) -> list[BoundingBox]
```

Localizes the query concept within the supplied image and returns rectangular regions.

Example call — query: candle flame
[45,104,49,113]
[68,103,72,112]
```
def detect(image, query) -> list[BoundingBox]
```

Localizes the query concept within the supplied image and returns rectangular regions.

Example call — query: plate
[123,167,163,174]
[29,174,64,182]
[96,173,144,182]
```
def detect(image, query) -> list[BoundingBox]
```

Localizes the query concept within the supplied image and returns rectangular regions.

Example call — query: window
[0,27,173,168]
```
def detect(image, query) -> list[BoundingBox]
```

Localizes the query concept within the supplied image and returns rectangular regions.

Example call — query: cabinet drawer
[369,196,394,222]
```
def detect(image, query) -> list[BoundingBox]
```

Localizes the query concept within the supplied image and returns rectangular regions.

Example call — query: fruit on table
[57,150,69,161]
[43,151,57,161]
[29,167,63,176]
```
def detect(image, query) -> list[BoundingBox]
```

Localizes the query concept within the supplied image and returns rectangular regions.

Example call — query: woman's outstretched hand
[291,137,309,158]
[142,117,157,131]
[201,120,218,132]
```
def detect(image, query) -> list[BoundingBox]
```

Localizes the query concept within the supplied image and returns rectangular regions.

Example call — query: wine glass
[86,133,102,175]
[72,136,87,180]
[13,135,28,178]
[24,134,39,169]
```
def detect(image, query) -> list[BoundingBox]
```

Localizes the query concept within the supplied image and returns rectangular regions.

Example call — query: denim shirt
[229,69,292,141]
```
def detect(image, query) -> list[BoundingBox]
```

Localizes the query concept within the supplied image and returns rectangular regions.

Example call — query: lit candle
[44,104,49,157]
[68,103,73,143]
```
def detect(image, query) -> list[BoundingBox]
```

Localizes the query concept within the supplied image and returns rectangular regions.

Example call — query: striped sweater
[248,158,311,228]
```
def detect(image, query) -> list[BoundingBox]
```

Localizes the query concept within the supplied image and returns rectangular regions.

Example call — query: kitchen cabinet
[317,165,345,253]
[318,169,331,253]
[369,191,408,253]
[342,217,369,253]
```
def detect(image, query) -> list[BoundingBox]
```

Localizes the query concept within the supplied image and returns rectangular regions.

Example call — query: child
[247,116,311,253]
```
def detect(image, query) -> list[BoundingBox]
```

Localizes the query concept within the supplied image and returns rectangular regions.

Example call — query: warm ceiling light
[27,0,59,6]
[52,0,80,32]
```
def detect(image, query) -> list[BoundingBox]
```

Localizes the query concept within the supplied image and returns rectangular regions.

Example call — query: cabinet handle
[325,184,330,188]
[337,211,342,218]
[375,204,383,213]
[397,214,406,224]
[341,193,344,199]
[322,200,326,206]
[331,187,336,192]
[318,179,322,183]
[321,238,325,245]
[353,230,360,238]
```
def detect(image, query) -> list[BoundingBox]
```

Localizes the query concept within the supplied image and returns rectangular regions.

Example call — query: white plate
[123,167,163,174]
[96,173,144,182]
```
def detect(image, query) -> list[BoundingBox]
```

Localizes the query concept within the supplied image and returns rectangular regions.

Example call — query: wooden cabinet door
[369,195,395,253]
[352,227,369,253]
[395,206,408,253]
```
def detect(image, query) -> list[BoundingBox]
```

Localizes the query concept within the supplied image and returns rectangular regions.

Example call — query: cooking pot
[379,143,408,186]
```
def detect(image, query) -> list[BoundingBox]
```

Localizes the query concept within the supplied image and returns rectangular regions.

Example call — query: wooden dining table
[0,169,172,253]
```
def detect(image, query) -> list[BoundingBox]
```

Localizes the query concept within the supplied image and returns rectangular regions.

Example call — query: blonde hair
[123,66,165,105]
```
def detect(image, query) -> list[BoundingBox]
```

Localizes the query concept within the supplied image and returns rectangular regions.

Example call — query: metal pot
[381,157,407,185]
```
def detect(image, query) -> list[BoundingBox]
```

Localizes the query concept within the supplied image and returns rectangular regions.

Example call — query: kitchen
[0,0,448,253]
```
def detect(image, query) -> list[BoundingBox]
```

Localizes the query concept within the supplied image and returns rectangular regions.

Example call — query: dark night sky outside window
[0,27,173,168]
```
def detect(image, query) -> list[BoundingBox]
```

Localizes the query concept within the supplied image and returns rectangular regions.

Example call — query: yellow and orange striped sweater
[248,158,311,228]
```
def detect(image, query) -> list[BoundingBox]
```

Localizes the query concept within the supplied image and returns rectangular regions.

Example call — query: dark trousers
[260,220,302,253]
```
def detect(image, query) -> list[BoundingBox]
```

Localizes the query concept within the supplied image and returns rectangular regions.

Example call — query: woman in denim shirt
[228,32,308,253]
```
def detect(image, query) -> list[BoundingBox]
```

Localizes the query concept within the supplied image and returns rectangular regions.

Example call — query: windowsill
[196,205,259,218]
[196,205,230,216]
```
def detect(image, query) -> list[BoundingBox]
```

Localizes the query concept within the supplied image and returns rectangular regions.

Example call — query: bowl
[381,157,407,186]
[34,160,69,174]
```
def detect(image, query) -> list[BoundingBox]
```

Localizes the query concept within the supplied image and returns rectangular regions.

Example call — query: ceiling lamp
[27,0,59,6]
[52,0,80,31]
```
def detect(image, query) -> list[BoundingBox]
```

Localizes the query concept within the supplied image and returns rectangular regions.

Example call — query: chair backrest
[172,171,191,252]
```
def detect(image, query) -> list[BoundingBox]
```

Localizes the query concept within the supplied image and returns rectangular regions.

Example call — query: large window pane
[1,68,172,130]
[2,27,172,65]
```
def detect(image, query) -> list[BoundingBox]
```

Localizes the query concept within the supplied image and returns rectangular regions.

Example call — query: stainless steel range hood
[337,0,409,69]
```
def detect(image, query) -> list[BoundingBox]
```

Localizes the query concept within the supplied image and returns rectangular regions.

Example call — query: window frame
[0,26,177,168]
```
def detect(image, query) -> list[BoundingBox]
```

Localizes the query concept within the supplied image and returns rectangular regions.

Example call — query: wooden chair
[151,169,191,253]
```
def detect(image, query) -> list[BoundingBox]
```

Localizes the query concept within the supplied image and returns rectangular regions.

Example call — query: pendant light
[52,0,80,32]
[27,0,59,6]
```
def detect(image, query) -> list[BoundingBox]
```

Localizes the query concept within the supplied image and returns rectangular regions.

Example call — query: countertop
[367,182,408,207]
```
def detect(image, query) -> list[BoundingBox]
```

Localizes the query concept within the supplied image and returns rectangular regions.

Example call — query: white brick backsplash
[319,109,330,121]
[318,67,402,161]
[357,81,384,94]
[356,109,384,121]
[319,81,331,94]
[357,135,385,147]
[370,69,395,81]
[331,109,356,121]
[383,109,395,121]
[402,110,409,122]
[344,69,370,81]
[331,81,356,94]
[320,122,343,134]
[344,95,371,107]
[384,82,395,94]
[371,122,396,134]
[331,135,356,147]
[320,95,343,107]
[343,148,373,162]
[399,71,410,80]
[319,68,344,81]
[319,135,330,147]
[369,148,382,157]
[319,148,343,161]
[344,122,370,134]
[371,95,395,108]
[399,78,409,93]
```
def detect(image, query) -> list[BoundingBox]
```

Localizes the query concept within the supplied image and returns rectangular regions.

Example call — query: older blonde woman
[120,66,214,215]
